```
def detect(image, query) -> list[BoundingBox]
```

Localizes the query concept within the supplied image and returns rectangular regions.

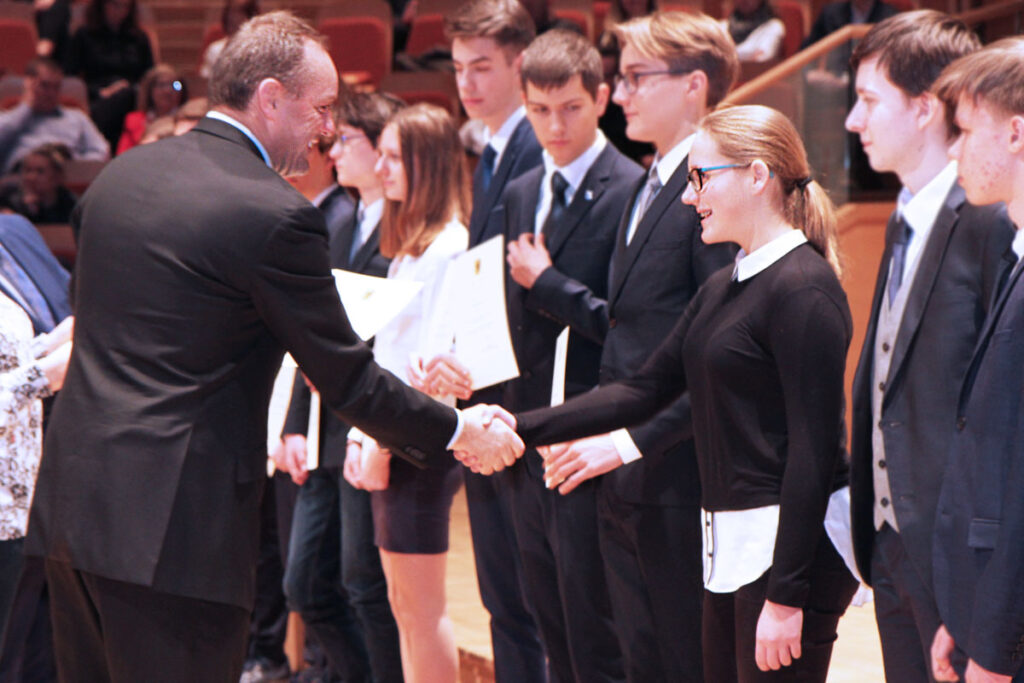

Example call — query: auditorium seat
[317,0,393,87]
[380,71,460,116]
[0,17,37,77]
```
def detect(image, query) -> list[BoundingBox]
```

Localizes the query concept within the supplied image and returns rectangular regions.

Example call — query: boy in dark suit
[279,92,406,683]
[843,13,1014,683]
[929,37,1024,683]
[513,12,739,682]
[440,2,547,680]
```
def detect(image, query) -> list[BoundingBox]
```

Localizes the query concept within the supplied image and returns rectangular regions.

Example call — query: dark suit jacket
[933,240,1024,677]
[26,118,457,609]
[0,214,71,334]
[468,117,543,248]
[850,186,1012,587]
[500,144,643,477]
[527,158,735,505]
[283,193,391,469]
[802,0,898,48]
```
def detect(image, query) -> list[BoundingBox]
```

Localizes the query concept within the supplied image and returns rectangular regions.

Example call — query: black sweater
[517,243,852,606]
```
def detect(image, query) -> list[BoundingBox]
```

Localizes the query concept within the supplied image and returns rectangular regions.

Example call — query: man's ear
[594,82,610,117]
[1009,114,1024,154]
[254,78,286,121]
[914,92,943,132]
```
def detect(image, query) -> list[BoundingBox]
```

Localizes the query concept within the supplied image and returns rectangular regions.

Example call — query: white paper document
[306,391,321,471]
[332,269,424,342]
[447,235,520,390]
[550,327,569,407]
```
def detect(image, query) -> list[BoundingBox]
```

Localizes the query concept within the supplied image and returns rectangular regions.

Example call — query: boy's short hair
[334,91,407,147]
[520,29,603,99]
[850,11,979,98]
[614,11,739,108]
[445,0,536,60]
[934,37,1024,120]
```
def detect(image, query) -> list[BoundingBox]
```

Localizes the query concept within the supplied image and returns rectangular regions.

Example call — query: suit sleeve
[516,296,694,447]
[623,236,736,457]
[250,205,457,468]
[281,371,310,438]
[525,266,609,345]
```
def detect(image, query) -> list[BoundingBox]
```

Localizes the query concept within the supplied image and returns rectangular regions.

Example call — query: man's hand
[281,434,309,486]
[452,404,523,475]
[343,441,362,488]
[539,434,624,495]
[507,233,552,289]
[965,660,1011,683]
[932,625,960,681]
[98,79,130,99]
[410,353,472,400]
[755,600,803,671]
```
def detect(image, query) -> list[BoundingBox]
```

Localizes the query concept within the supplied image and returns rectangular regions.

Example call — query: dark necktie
[627,166,662,245]
[887,218,913,308]
[992,246,1019,308]
[0,242,55,332]
[541,172,569,237]
[479,144,497,194]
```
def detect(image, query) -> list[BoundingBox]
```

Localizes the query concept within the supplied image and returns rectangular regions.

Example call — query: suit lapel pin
[584,189,594,201]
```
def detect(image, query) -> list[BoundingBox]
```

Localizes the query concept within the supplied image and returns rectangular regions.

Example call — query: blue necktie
[887,218,913,308]
[479,144,497,193]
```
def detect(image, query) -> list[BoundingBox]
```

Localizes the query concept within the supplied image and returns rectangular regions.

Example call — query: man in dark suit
[25,13,522,683]
[441,2,547,680]
[843,14,1014,683]
[513,13,738,682]
[280,91,406,683]
[929,38,1024,683]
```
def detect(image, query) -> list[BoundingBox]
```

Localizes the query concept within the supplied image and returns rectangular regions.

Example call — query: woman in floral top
[0,293,71,634]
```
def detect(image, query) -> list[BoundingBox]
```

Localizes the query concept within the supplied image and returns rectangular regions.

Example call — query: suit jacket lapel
[192,117,267,163]
[608,159,688,305]
[886,185,964,391]
[350,225,382,273]
[545,147,614,258]
[470,118,533,245]
[329,210,358,269]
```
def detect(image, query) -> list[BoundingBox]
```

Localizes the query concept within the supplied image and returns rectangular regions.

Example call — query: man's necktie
[0,242,55,332]
[887,218,913,308]
[541,172,569,237]
[627,166,662,245]
[350,205,366,263]
[479,144,497,194]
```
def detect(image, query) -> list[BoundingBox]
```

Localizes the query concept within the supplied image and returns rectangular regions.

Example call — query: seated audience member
[722,0,785,63]
[34,0,72,63]
[139,114,174,144]
[199,0,260,79]
[0,143,77,224]
[116,64,186,155]
[0,58,109,174]
[65,0,154,150]
[347,103,468,683]
[173,98,210,136]
[518,0,584,35]
[803,0,897,48]
[929,36,1024,683]
[0,305,71,642]
[280,92,407,683]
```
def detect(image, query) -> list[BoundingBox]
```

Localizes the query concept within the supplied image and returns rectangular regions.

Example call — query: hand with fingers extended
[507,232,552,289]
[412,353,473,400]
[539,434,625,494]
[755,600,803,672]
[452,404,524,475]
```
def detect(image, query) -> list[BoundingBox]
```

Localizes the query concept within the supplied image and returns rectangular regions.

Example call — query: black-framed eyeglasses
[687,163,751,192]
[614,69,687,94]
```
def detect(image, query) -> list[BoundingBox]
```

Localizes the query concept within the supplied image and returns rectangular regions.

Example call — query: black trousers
[703,535,858,683]
[597,490,704,683]
[871,524,942,683]
[45,559,250,683]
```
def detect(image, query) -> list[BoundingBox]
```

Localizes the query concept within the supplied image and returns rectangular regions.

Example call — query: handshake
[450,404,525,475]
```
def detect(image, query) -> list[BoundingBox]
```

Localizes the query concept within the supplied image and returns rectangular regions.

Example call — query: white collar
[541,130,607,196]
[734,229,808,281]
[1012,225,1024,262]
[897,161,958,237]
[652,134,696,186]
[205,111,272,167]
[311,185,336,208]
[359,198,385,230]
[485,106,527,158]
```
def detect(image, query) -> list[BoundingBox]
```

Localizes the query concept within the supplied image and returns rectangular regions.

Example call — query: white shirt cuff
[610,428,643,464]
[446,408,465,450]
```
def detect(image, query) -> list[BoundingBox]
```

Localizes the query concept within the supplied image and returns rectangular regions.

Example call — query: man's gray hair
[208,11,327,110]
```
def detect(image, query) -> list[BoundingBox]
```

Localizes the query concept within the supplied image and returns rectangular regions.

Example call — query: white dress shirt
[483,106,527,177]
[532,131,607,235]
